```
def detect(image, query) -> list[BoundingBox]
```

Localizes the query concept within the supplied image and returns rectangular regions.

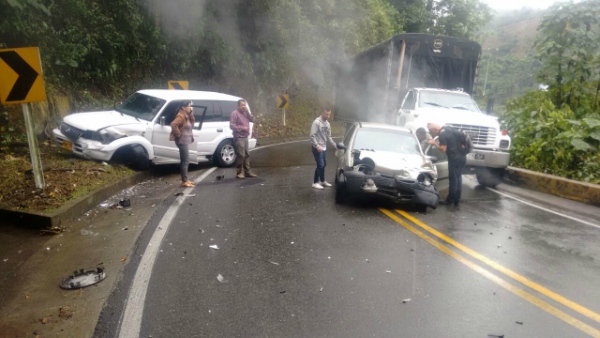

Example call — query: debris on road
[40,226,64,235]
[270,261,280,265]
[515,321,524,325]
[216,175,224,181]
[209,245,220,250]
[217,274,225,283]
[319,287,324,292]
[39,317,50,324]
[386,270,392,273]
[59,306,74,320]
[402,298,411,303]
[59,267,106,290]
[487,335,504,338]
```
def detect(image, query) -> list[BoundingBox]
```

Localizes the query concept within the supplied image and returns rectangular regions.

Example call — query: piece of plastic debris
[217,274,225,283]
[319,287,324,292]
[515,321,523,325]
[386,270,392,273]
[209,245,219,250]
[216,175,224,181]
[60,267,106,289]
[122,227,128,231]
[487,335,504,338]
[270,261,280,265]
[290,242,295,244]
[120,257,127,261]
[402,298,411,303]
[280,290,286,294]
[119,199,131,208]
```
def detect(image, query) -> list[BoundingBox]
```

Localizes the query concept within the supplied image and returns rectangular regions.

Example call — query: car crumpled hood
[357,150,432,178]
[63,111,143,131]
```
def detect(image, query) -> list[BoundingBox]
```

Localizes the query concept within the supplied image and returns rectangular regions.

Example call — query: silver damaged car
[335,122,441,209]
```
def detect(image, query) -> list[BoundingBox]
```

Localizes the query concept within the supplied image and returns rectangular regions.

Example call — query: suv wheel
[113,144,150,171]
[214,140,236,167]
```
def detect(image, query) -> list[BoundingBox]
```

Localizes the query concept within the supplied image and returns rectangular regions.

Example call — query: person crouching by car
[310,107,340,190]
[170,100,195,187]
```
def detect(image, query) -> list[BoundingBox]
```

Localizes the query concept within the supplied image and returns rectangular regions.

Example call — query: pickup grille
[447,124,496,147]
[60,123,84,141]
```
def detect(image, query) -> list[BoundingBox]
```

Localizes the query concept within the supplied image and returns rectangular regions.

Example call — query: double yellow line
[380,208,600,337]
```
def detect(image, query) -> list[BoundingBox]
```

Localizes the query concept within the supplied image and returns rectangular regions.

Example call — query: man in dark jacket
[427,123,466,208]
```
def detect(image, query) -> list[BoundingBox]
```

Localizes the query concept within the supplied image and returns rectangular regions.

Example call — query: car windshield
[116,93,166,121]
[353,128,422,155]
[418,91,481,112]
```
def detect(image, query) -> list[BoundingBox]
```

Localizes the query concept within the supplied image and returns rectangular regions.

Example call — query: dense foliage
[499,0,600,183]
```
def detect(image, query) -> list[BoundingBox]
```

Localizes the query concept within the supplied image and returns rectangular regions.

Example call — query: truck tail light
[501,130,508,136]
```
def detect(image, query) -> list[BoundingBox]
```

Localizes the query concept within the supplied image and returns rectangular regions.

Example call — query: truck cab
[397,88,511,187]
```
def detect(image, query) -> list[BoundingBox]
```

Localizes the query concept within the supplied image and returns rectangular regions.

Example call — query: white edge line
[487,187,600,229]
[118,167,218,338]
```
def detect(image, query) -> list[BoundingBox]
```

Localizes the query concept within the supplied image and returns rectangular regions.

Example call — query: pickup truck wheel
[214,140,236,167]
[475,167,504,188]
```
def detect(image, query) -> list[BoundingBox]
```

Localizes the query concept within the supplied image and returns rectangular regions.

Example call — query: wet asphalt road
[97,140,600,338]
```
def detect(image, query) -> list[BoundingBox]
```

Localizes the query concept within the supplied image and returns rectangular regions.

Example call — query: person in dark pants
[309,108,340,189]
[427,123,466,208]
[229,99,257,179]
[170,100,195,187]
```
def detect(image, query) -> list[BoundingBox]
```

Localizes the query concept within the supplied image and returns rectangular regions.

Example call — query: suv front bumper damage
[344,171,440,209]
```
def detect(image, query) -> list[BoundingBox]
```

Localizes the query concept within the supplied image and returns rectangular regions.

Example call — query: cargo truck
[334,33,510,187]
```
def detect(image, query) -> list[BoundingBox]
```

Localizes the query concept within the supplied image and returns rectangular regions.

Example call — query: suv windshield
[116,93,166,121]
[418,91,481,112]
[354,128,421,155]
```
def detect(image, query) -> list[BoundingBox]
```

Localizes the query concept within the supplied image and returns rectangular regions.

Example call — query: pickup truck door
[397,90,416,126]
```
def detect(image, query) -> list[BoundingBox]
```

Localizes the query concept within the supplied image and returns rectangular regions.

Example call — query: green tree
[533,0,600,113]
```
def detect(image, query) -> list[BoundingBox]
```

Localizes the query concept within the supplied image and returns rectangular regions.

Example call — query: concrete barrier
[504,166,600,207]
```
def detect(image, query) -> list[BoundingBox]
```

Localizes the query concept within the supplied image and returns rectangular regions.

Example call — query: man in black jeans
[427,123,466,208]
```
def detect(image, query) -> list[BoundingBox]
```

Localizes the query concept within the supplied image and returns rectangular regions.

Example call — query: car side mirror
[336,142,346,150]
[160,116,165,126]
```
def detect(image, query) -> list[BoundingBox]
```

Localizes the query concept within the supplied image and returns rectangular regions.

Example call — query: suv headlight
[98,127,126,144]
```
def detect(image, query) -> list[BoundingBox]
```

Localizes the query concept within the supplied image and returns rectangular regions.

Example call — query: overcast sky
[481,0,561,10]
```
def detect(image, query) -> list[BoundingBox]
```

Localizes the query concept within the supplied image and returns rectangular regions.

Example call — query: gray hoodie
[310,116,337,150]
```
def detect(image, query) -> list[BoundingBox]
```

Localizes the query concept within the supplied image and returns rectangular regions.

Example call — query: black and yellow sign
[168,81,189,90]
[0,47,46,104]
[276,94,289,109]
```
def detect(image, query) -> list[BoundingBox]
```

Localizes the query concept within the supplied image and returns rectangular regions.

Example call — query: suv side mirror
[336,142,346,150]
[160,116,165,126]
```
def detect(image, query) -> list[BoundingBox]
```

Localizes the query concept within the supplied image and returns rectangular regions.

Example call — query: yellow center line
[394,209,600,325]
[379,208,600,337]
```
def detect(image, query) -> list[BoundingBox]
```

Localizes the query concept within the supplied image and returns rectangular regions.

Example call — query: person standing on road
[427,122,466,208]
[310,108,339,190]
[170,100,195,187]
[230,99,257,179]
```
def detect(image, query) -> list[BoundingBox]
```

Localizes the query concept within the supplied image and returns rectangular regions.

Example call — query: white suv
[52,89,257,170]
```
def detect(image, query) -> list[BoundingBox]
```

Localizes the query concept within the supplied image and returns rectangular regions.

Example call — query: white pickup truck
[396,88,511,187]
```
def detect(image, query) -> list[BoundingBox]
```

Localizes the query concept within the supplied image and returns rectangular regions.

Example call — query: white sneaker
[320,181,332,187]
[312,183,324,190]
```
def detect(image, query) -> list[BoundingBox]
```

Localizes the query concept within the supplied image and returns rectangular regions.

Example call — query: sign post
[0,47,47,189]
[276,94,289,126]
[168,81,189,90]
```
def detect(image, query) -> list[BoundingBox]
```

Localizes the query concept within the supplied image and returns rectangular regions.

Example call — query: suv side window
[194,101,219,122]
[159,101,183,125]
[217,101,239,122]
